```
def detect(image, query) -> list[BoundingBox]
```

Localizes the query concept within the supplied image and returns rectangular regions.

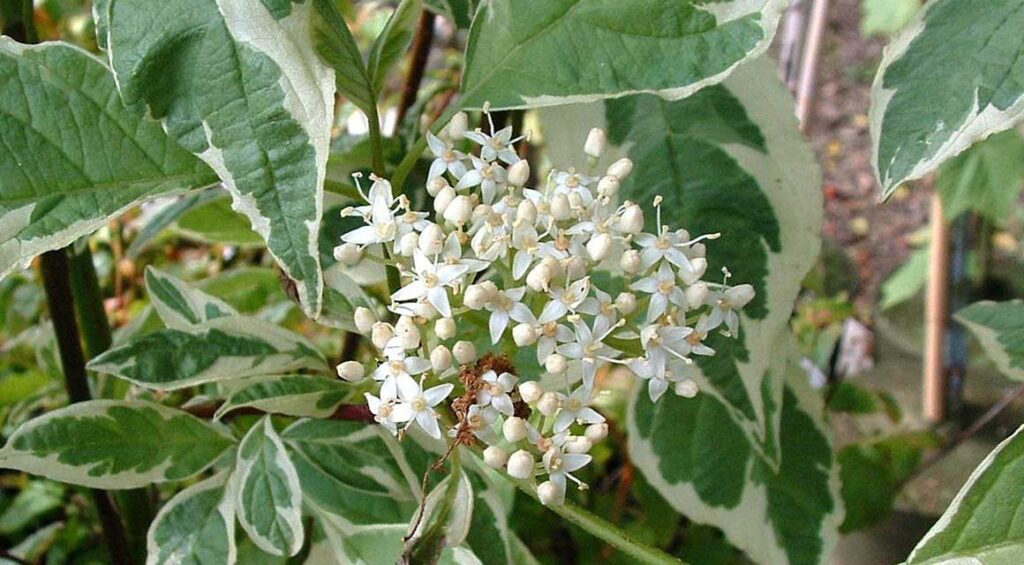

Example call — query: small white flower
[539,277,590,324]
[426,132,468,180]
[554,386,604,433]
[477,370,517,416]
[631,262,687,322]
[556,317,620,387]
[465,125,519,164]
[707,284,755,337]
[391,379,455,439]
[457,155,508,204]
[541,446,592,504]
[372,351,431,382]
[342,191,396,246]
[485,287,533,343]
[391,251,468,317]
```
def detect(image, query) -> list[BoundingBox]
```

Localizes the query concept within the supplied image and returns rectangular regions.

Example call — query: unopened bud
[430,345,453,372]
[333,243,361,265]
[443,195,473,225]
[544,354,568,375]
[607,158,633,180]
[518,381,543,404]
[508,160,530,187]
[336,361,364,382]
[427,177,448,197]
[686,282,709,309]
[354,307,376,334]
[434,186,455,215]
[537,392,560,416]
[418,223,445,255]
[448,112,469,140]
[563,436,593,454]
[398,232,419,257]
[371,322,393,349]
[512,323,538,347]
[615,292,637,315]
[620,249,641,274]
[537,480,560,505]
[586,233,613,262]
[463,284,490,310]
[503,416,529,443]
[506,450,535,479]
[584,128,607,159]
[550,194,571,222]
[516,199,537,224]
[435,318,456,340]
[394,316,421,349]
[597,175,619,198]
[526,263,553,292]
[453,341,477,364]
[619,204,644,234]
[584,423,609,442]
[483,445,508,469]
[675,379,700,398]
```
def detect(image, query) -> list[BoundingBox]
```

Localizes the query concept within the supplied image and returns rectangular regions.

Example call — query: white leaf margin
[146,471,237,565]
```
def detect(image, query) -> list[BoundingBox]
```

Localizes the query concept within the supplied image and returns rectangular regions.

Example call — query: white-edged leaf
[956,300,1024,382]
[100,0,336,317]
[146,471,236,565]
[0,400,234,489]
[870,0,1024,196]
[907,425,1024,563]
[214,374,347,420]
[460,0,788,109]
[629,335,843,565]
[0,38,216,281]
[405,469,474,554]
[234,417,304,557]
[88,316,328,391]
[145,266,238,330]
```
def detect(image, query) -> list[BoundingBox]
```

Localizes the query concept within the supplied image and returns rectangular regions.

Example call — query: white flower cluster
[333,112,753,506]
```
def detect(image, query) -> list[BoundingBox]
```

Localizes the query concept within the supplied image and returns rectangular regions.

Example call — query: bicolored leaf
[0,401,233,489]
[907,425,1024,563]
[629,335,843,565]
[234,417,304,557]
[100,0,336,316]
[607,57,822,460]
[956,300,1024,382]
[88,317,328,391]
[870,0,1024,196]
[405,469,475,562]
[145,266,238,330]
[215,374,347,420]
[146,472,236,565]
[460,0,789,109]
[0,39,216,280]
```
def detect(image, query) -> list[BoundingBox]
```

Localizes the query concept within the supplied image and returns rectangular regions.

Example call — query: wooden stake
[924,196,950,423]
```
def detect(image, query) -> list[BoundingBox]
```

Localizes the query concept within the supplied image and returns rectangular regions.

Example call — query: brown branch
[395,10,437,129]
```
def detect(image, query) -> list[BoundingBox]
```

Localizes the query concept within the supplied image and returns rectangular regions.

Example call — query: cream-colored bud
[463,284,490,310]
[435,318,456,340]
[453,341,477,364]
[686,282,709,309]
[565,256,586,280]
[418,223,445,255]
[354,307,376,334]
[537,392,560,416]
[681,258,707,285]
[586,233,613,262]
[518,381,543,404]
[619,204,644,234]
[336,361,364,382]
[584,423,609,442]
[479,281,499,301]
[427,176,449,197]
[506,450,535,479]
[607,158,634,180]
[526,263,553,292]
[563,436,593,454]
[512,323,539,347]
[333,243,361,265]
[371,322,393,350]
[675,379,700,398]
[394,316,421,349]
[448,111,469,140]
[615,292,637,315]
[483,445,508,469]
[550,193,571,221]
[544,353,568,375]
[584,128,607,159]
[398,232,419,257]
[434,186,455,215]
[516,199,537,224]
[619,249,641,274]
[503,416,529,443]
[597,175,620,198]
[444,195,473,225]
[537,480,560,506]
[508,160,530,187]
[430,345,453,372]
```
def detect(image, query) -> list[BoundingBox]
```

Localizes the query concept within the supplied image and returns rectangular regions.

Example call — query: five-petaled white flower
[631,262,688,322]
[554,386,605,433]
[392,379,455,439]
[391,251,468,317]
[476,370,518,416]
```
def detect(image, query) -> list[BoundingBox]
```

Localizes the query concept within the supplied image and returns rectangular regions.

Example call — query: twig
[395,10,437,129]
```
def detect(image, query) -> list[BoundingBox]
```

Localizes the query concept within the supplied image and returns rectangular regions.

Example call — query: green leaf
[215,374,347,420]
[0,481,64,536]
[197,267,288,314]
[870,0,1024,196]
[234,417,304,557]
[0,400,233,489]
[146,472,236,565]
[608,57,823,461]
[367,0,422,96]
[145,266,238,330]
[629,335,842,565]
[88,317,328,391]
[405,469,474,562]
[0,39,216,280]
[956,300,1024,382]
[101,0,336,317]
[861,0,921,37]
[311,0,375,114]
[175,196,264,246]
[907,425,1024,563]
[460,0,788,109]
[936,129,1024,223]
[880,246,929,310]
[425,0,477,28]
[126,190,220,259]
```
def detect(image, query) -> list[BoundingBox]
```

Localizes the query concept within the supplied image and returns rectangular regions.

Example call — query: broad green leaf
[425,0,477,28]
[146,472,236,565]
[956,300,1024,382]
[234,417,304,557]
[311,0,375,114]
[460,0,788,109]
[145,266,238,330]
[101,0,336,317]
[215,374,347,420]
[405,469,475,562]
[88,317,328,391]
[367,0,422,96]
[175,196,263,246]
[880,246,929,310]
[629,335,842,565]
[198,267,288,314]
[0,481,64,536]
[861,0,921,37]
[0,39,216,280]
[907,425,1024,563]
[936,129,1024,223]
[608,58,822,461]
[870,0,1024,196]
[126,190,220,259]
[0,400,233,489]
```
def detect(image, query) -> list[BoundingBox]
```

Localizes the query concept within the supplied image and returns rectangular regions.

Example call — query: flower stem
[367,103,386,176]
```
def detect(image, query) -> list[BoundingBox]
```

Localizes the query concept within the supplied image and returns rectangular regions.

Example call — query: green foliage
[861,0,922,37]
[957,300,1024,382]
[936,129,1024,223]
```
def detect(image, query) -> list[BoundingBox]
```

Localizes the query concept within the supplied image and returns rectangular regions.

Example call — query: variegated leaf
[405,469,475,562]
[99,0,336,317]
[146,472,236,565]
[0,39,216,280]
[956,300,1024,382]
[234,417,304,557]
[460,0,788,110]
[870,0,1024,196]
[0,401,233,489]
[88,317,328,391]
[215,374,347,420]
[145,266,238,330]
[629,335,843,565]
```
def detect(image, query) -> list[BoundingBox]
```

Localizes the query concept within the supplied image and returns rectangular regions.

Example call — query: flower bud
[685,282,709,309]
[544,353,568,375]
[448,111,469,140]
[398,232,419,257]
[683,258,708,284]
[333,243,361,265]
[427,176,449,197]
[537,480,560,506]
[508,160,530,187]
[435,318,456,340]
[479,281,499,300]
[371,322,393,350]
[443,195,473,225]
[619,204,644,234]
[675,379,699,398]
[565,256,586,280]
[563,436,593,454]
[430,345,453,372]
[512,323,538,347]
[453,341,477,364]
[607,158,634,180]
[434,185,455,215]
[336,361,364,382]
[463,284,490,310]
[503,416,529,442]
[506,450,535,479]
[518,381,543,404]
[516,199,537,225]
[584,128,607,159]
[586,233,613,262]
[619,249,641,274]
[537,392,560,416]
[526,263,553,292]
[597,175,619,198]
[418,223,445,255]
[729,284,756,308]
[584,423,609,442]
[550,193,571,222]
[354,307,376,334]
[568,192,584,211]
[615,292,637,315]
[483,445,508,469]
[394,316,421,349]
